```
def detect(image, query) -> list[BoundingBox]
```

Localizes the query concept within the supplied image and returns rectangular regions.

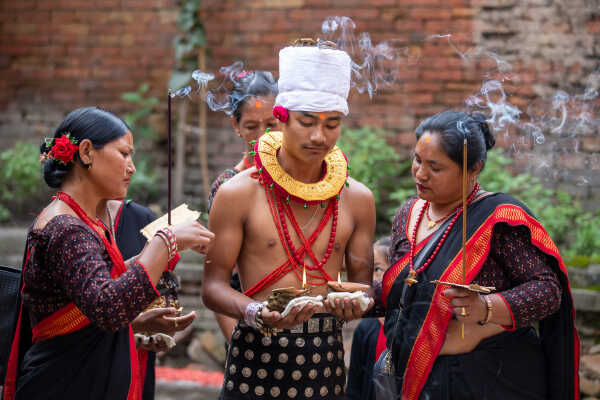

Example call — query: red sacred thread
[278,197,336,278]
[242,183,307,296]
[408,183,481,276]
[242,180,336,296]
[276,194,336,285]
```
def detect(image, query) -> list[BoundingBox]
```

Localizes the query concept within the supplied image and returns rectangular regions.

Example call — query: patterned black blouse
[390,199,562,329]
[22,215,159,331]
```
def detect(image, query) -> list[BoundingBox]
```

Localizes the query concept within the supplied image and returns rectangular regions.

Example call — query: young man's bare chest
[237,188,355,300]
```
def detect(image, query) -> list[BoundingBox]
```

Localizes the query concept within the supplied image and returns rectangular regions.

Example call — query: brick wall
[1,0,598,208]
[0,0,178,145]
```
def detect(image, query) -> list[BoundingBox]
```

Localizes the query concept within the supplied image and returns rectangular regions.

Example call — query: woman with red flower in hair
[3,106,214,400]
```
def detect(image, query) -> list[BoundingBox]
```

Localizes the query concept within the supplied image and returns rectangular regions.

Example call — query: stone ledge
[176,262,204,283]
[573,289,600,312]
[569,265,600,288]
[0,227,27,258]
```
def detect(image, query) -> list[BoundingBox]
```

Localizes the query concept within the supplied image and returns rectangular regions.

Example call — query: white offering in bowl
[325,291,370,311]
[279,295,324,317]
[325,281,371,311]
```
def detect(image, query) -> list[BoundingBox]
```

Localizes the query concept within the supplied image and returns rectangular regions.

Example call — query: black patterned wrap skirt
[220,313,346,399]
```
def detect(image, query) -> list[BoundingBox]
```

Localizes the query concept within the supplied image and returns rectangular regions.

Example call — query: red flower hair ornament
[42,133,79,165]
[273,105,289,123]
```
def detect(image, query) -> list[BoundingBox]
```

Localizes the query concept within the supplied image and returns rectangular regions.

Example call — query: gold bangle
[478,294,493,325]
[154,231,172,260]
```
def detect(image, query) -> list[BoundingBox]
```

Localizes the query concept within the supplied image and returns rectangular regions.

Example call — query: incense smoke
[321,16,402,98]
[167,17,599,191]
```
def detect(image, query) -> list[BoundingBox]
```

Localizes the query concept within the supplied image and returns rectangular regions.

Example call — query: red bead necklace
[276,195,338,271]
[406,183,481,285]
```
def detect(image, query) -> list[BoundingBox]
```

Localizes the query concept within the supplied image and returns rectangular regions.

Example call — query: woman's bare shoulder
[33,200,78,231]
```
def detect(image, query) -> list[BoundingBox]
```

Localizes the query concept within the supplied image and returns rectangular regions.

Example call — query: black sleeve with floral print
[22,215,159,331]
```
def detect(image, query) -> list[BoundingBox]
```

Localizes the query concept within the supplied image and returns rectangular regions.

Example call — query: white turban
[275,46,351,116]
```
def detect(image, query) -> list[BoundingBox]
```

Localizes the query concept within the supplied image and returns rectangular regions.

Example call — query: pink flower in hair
[236,70,250,79]
[273,106,289,123]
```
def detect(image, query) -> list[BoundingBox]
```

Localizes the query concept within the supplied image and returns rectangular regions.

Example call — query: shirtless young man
[203,42,376,399]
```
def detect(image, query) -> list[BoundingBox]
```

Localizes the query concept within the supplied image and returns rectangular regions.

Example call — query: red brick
[409,8,453,20]
[583,137,600,152]
[587,21,600,33]
[453,8,477,17]
[422,69,463,82]
[1,0,37,10]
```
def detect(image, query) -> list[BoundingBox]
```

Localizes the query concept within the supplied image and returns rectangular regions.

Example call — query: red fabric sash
[3,302,24,400]
[400,204,580,400]
[3,249,30,400]
[381,199,430,308]
[31,303,90,344]
[375,322,387,363]
[381,238,429,309]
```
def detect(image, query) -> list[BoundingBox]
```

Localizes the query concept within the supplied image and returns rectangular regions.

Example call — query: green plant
[121,83,159,140]
[0,141,48,222]
[171,0,206,90]
[121,84,161,204]
[338,126,410,233]
[127,158,160,205]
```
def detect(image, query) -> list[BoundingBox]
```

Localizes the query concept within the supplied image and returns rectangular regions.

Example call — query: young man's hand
[261,304,320,330]
[323,296,373,321]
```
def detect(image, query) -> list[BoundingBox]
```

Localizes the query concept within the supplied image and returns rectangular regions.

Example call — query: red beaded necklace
[406,183,481,285]
[277,195,338,271]
[263,180,337,287]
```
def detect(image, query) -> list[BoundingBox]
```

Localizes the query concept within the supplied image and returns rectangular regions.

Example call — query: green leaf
[178,11,195,31]
[169,70,192,90]
[190,27,206,47]
[139,83,149,93]
[174,37,195,61]
[121,92,143,103]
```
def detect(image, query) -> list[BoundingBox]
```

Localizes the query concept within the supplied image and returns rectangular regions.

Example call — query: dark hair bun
[472,112,495,151]
[42,159,69,188]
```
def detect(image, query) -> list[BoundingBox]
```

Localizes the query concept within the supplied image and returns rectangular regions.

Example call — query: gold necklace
[256,131,347,202]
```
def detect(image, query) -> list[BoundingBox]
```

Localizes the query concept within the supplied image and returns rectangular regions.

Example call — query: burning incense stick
[461,137,468,339]
[167,90,172,226]
[167,89,171,226]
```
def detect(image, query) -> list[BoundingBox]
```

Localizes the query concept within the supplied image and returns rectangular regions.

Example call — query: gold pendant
[427,220,437,229]
[404,270,418,286]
